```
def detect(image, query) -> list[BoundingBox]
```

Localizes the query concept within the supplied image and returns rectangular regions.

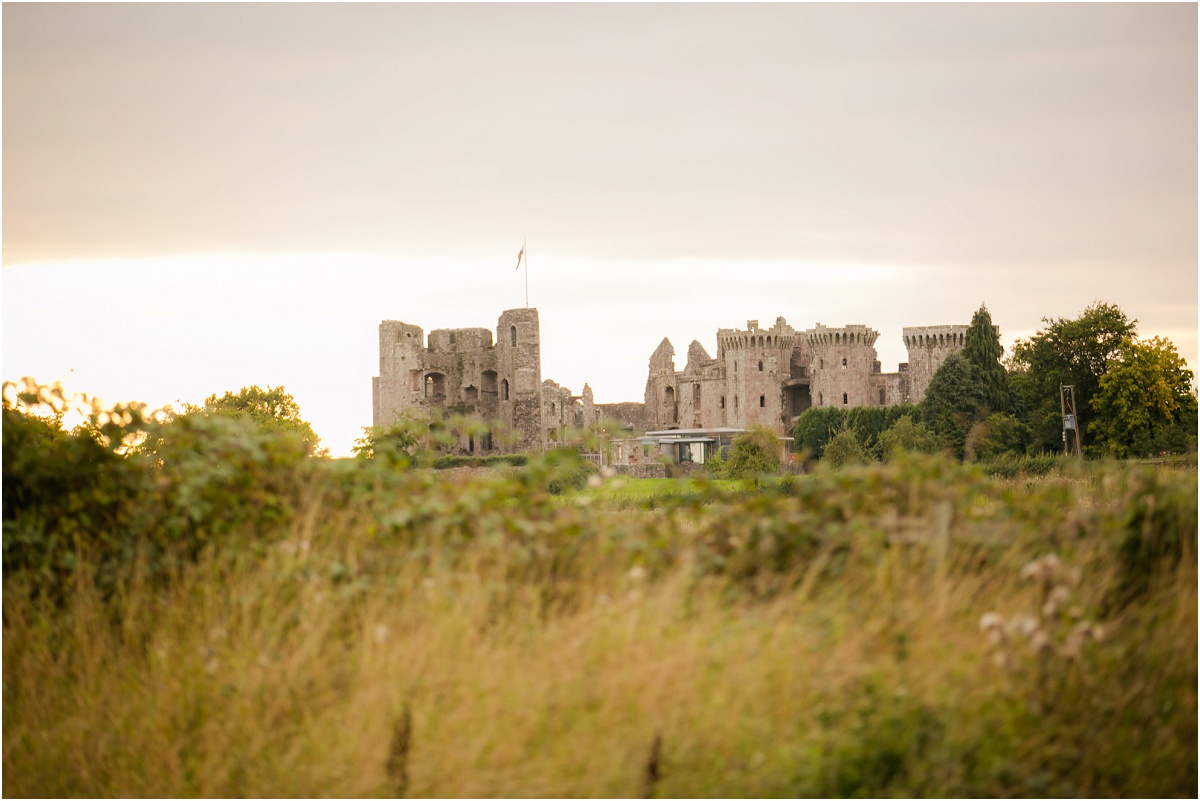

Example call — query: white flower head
[980,612,1004,632]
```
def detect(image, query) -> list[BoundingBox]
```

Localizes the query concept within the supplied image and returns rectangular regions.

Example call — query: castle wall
[496,308,544,453]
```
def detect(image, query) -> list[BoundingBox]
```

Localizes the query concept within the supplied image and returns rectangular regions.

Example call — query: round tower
[716,317,796,432]
[804,324,881,409]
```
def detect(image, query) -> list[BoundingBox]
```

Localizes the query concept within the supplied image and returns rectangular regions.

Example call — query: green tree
[920,352,986,459]
[1089,337,1197,458]
[962,304,1014,415]
[792,407,847,460]
[193,385,320,453]
[878,414,943,461]
[1009,303,1137,453]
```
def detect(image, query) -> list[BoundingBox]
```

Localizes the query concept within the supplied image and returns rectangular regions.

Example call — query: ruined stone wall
[805,324,882,410]
[903,325,968,403]
[870,370,909,408]
[596,402,649,433]
[643,338,678,430]
[373,321,429,428]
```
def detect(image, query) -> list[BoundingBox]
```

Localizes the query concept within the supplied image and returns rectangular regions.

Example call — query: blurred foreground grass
[4,446,1196,797]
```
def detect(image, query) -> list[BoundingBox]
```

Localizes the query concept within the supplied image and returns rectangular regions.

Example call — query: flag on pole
[515,241,525,270]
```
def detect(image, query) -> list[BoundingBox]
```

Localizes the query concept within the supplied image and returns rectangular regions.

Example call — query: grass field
[4,454,1196,797]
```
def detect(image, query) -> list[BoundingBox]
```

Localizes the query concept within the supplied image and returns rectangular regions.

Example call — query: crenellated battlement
[804,323,880,348]
[902,325,967,349]
[717,316,796,352]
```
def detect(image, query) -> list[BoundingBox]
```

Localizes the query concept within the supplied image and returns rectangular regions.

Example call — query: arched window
[879,388,886,405]
[510,325,517,347]
[842,392,848,405]
[501,379,509,401]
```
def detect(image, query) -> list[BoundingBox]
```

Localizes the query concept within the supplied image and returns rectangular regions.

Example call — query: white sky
[4,3,1197,456]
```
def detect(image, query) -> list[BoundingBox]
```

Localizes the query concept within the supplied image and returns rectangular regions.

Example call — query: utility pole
[1060,384,1082,457]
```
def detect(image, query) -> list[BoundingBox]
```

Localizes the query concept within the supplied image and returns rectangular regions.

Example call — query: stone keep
[373,308,549,453]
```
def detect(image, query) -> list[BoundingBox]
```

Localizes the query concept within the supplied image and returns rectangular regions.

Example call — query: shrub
[822,427,872,468]
[722,426,783,479]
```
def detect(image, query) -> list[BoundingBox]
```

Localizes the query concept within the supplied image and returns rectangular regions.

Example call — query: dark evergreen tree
[962,303,1013,415]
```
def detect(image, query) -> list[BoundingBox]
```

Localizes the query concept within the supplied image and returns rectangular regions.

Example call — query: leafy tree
[1089,337,1197,458]
[920,352,986,459]
[192,385,320,453]
[878,415,943,461]
[962,304,1014,415]
[1009,303,1137,453]
[821,427,872,468]
[722,426,783,479]
[353,421,420,466]
[964,412,1031,462]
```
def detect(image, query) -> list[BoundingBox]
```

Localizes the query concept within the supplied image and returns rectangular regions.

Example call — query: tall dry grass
[5,463,1197,797]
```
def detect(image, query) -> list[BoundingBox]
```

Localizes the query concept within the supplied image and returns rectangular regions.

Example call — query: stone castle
[373,308,966,453]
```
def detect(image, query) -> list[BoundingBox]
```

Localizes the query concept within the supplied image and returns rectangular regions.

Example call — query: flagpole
[524,239,529,308]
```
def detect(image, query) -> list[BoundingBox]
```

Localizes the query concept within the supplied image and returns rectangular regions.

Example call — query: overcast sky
[4,3,1196,455]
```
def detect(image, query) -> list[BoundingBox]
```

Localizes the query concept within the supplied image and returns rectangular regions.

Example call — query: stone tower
[496,308,545,452]
[804,324,882,409]
[902,325,968,403]
[643,338,678,429]
[717,317,796,429]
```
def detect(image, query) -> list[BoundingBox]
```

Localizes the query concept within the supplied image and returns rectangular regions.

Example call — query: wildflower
[601,467,617,479]
[979,612,1004,632]
[992,650,1012,670]
[373,624,390,645]
[1030,630,1051,653]
[1019,560,1043,583]
[628,565,647,583]
[1091,623,1106,643]
[586,474,604,489]
[1006,614,1038,638]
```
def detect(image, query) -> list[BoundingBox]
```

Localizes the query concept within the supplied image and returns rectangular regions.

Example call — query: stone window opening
[758,360,763,371]
[424,373,446,401]
[501,379,510,401]
[734,396,739,410]
[819,393,823,406]
[720,396,725,409]
[759,395,765,408]
[842,392,848,405]
[841,357,847,368]
[510,325,517,347]
[819,358,824,369]
[879,387,886,405]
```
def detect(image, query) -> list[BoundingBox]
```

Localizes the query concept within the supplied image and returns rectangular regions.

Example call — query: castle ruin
[373,308,967,453]
[642,318,968,435]
[372,308,596,453]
